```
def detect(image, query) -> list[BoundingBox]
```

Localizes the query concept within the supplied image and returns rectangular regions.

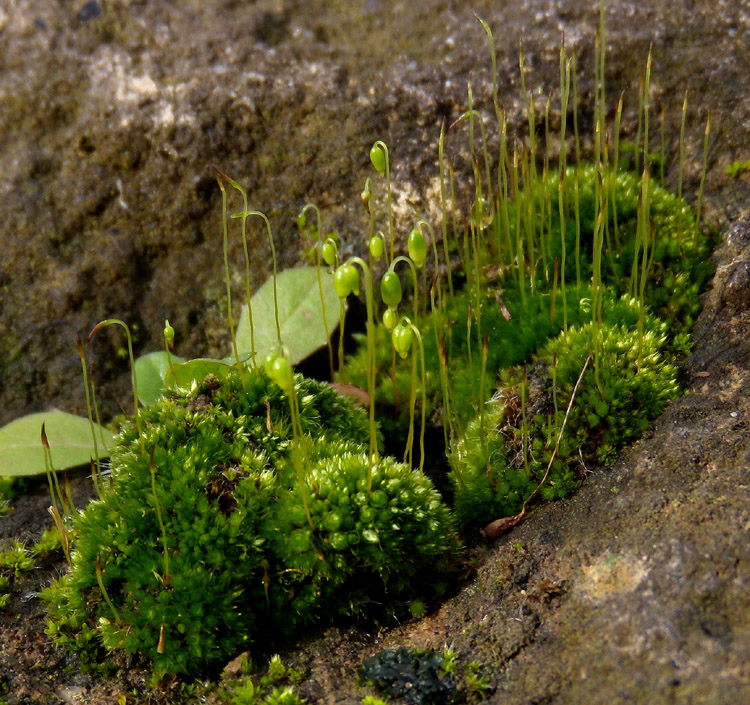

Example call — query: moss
[43,369,459,677]
[223,655,306,705]
[263,449,460,631]
[343,165,712,444]
[0,541,36,611]
[450,297,680,532]
[510,165,713,330]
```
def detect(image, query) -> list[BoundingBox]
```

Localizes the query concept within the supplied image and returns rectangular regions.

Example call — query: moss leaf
[0,410,115,476]
[235,266,341,365]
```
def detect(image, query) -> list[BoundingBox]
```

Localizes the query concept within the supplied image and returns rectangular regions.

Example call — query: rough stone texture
[1,0,750,703]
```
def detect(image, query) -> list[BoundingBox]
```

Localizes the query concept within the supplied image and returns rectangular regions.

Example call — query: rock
[56,685,87,704]
[223,651,250,676]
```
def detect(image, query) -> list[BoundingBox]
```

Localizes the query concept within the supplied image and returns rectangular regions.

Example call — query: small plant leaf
[0,410,115,477]
[163,358,239,389]
[235,266,341,365]
[134,351,187,406]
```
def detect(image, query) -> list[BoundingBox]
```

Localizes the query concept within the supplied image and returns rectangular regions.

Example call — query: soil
[1,1,750,703]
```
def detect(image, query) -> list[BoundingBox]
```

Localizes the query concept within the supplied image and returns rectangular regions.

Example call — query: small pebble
[77,1,101,23]
[56,686,86,705]
[223,651,250,675]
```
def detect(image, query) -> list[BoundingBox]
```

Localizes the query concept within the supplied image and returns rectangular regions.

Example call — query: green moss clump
[223,655,306,705]
[0,541,36,610]
[450,297,680,532]
[43,369,459,678]
[264,449,459,630]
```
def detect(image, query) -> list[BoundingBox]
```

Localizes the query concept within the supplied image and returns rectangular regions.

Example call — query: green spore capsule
[321,238,337,267]
[334,264,360,298]
[407,228,427,268]
[383,308,398,331]
[370,143,386,176]
[163,320,175,345]
[392,322,414,359]
[271,356,294,393]
[380,271,403,309]
[369,234,385,261]
[264,350,279,377]
[361,180,371,213]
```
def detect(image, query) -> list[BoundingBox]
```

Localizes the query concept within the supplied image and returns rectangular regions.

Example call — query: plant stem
[697,114,711,228]
[300,203,335,379]
[438,121,455,300]
[236,211,282,348]
[287,384,316,533]
[232,181,258,373]
[77,336,103,499]
[212,170,246,391]
[373,140,394,264]
[410,323,427,475]
[678,90,688,200]
[96,554,122,624]
[88,319,143,456]
[347,256,380,483]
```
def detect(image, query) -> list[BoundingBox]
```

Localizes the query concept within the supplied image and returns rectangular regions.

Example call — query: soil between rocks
[1,1,750,704]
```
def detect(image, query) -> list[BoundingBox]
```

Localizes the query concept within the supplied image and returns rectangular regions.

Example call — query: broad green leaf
[0,410,116,477]
[236,266,341,365]
[135,351,186,406]
[164,358,239,390]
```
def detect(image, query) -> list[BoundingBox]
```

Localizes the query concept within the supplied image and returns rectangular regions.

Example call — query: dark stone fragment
[724,259,750,310]
[360,648,457,705]
[77,1,101,23]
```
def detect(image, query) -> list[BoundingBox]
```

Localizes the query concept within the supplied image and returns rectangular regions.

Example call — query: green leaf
[235,266,341,365]
[163,358,239,390]
[135,351,186,406]
[0,410,116,477]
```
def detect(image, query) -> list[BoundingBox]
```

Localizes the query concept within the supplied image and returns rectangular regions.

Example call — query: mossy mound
[43,370,460,678]
[450,297,680,532]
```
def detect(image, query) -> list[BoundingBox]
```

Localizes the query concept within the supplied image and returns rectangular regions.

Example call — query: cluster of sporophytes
[342,8,713,534]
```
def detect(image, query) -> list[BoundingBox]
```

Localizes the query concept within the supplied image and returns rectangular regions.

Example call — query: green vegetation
[0,2,717,689]
[43,370,459,678]
[341,13,712,538]
[0,541,36,610]
[359,648,458,705]
[450,299,680,531]
[358,647,493,704]
[222,655,306,705]
[725,159,750,179]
